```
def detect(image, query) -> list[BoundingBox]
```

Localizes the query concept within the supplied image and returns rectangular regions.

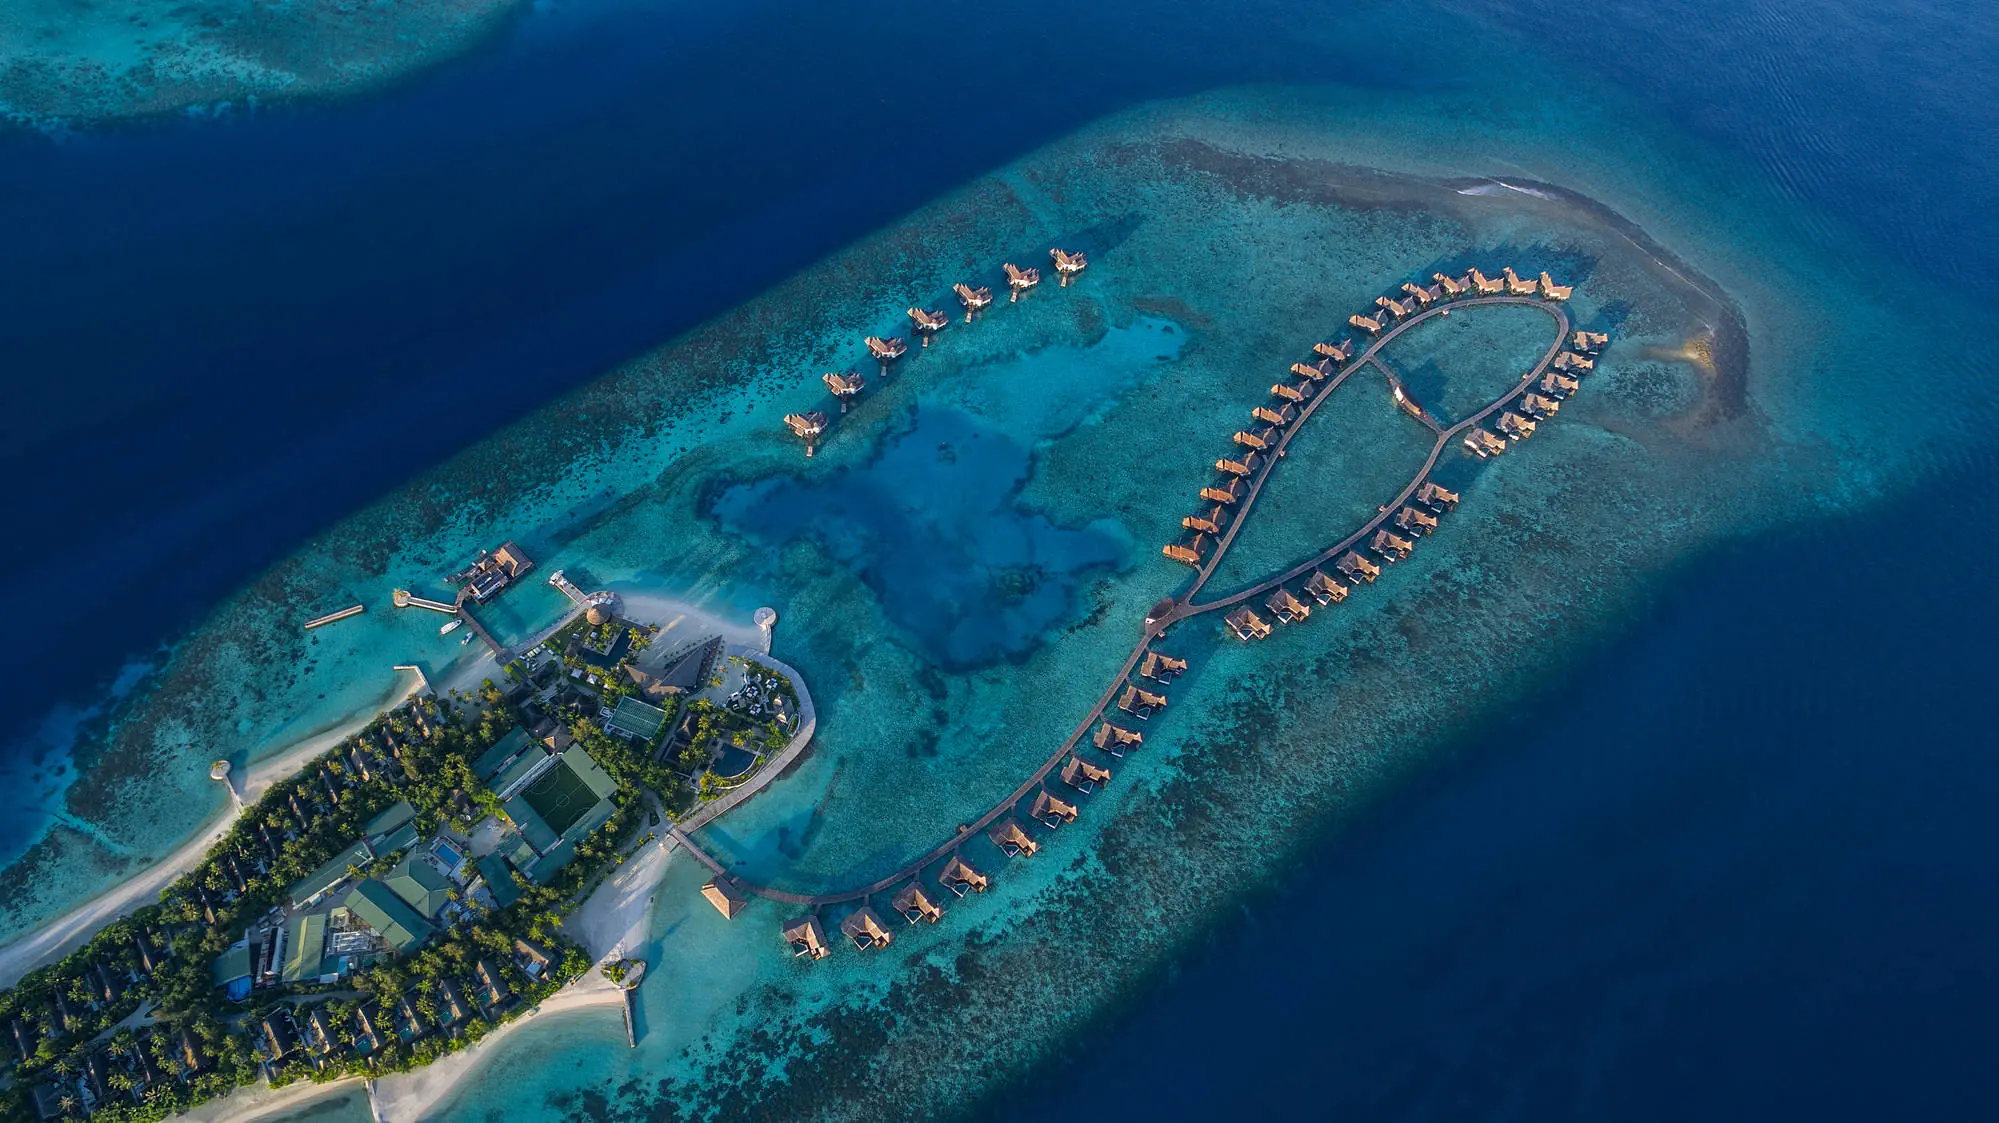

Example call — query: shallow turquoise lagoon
[1381,302,1569,425]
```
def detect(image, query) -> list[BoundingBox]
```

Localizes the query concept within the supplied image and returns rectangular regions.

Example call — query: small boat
[461,636,472,646]
[439,619,463,636]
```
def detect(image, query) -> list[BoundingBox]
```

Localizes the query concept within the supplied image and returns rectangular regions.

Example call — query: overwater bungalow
[1094,722,1143,756]
[1469,268,1505,295]
[1269,381,1306,404]
[1061,755,1114,793]
[783,411,829,457]
[1376,295,1414,319]
[1304,569,1348,605]
[1253,403,1296,426]
[1050,248,1089,285]
[1217,451,1261,477]
[1030,789,1080,828]
[700,878,748,920]
[1465,429,1510,458]
[1396,506,1441,535]
[1416,481,1460,509]
[1162,532,1209,567]
[1521,392,1561,418]
[1402,281,1437,306]
[783,915,831,959]
[1315,338,1353,362]
[1292,359,1335,382]
[1201,476,1246,505]
[1502,267,1538,295]
[954,282,993,321]
[1183,505,1229,536]
[907,306,948,346]
[939,854,991,896]
[1119,684,1168,719]
[1337,551,1382,582]
[1553,351,1595,373]
[1349,313,1383,335]
[1233,428,1271,451]
[822,370,866,412]
[1003,262,1041,300]
[1266,587,1311,624]
[990,818,1040,857]
[840,907,895,950]
[1224,607,1273,640]
[1539,272,1573,300]
[1497,412,1538,440]
[1371,529,1415,560]
[1542,371,1582,397]
[1571,330,1609,353]
[892,882,946,924]
[1140,651,1188,682]
[865,334,908,375]
[1433,272,1469,297]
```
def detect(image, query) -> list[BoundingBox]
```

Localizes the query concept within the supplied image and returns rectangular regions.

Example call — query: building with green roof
[475,853,521,908]
[211,943,252,989]
[385,854,454,919]
[344,880,434,955]
[472,727,533,782]
[280,913,329,984]
[490,745,554,800]
[363,800,416,845]
[288,841,373,910]
[605,696,669,742]
[376,822,421,856]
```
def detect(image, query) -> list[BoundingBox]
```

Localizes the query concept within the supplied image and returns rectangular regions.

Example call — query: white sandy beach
[0,670,426,989]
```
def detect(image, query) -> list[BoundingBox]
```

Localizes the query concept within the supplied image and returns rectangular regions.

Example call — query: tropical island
[0,590,803,1122]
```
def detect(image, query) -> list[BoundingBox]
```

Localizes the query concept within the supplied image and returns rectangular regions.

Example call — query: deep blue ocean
[3,0,1996,1118]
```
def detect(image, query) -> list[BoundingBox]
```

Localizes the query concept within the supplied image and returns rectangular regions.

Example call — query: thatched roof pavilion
[700,878,748,920]
[1094,722,1143,756]
[1539,272,1573,300]
[1376,295,1413,318]
[1464,429,1509,457]
[1553,351,1595,372]
[1061,755,1113,793]
[1183,505,1228,536]
[1216,452,1260,477]
[840,907,894,950]
[1162,533,1208,566]
[1433,272,1468,296]
[1571,330,1609,352]
[1349,313,1383,335]
[1499,267,1536,295]
[1402,281,1437,306]
[1416,481,1460,509]
[1371,529,1415,560]
[1265,587,1311,623]
[1269,382,1306,403]
[1119,684,1167,718]
[784,411,829,457]
[865,335,908,374]
[1225,607,1273,640]
[991,818,1039,857]
[1254,403,1296,426]
[1337,551,1381,582]
[939,854,990,896]
[1395,506,1440,535]
[1050,248,1088,284]
[823,371,866,412]
[954,283,993,321]
[1233,428,1271,451]
[783,916,830,959]
[1201,476,1245,505]
[1030,789,1080,827]
[1139,651,1188,682]
[1314,338,1353,362]
[1292,359,1334,382]
[1304,569,1348,605]
[1542,372,1582,396]
[1469,268,1505,294]
[907,306,948,345]
[1521,393,1561,418]
[892,882,946,924]
[1003,262,1041,300]
[1497,412,1537,440]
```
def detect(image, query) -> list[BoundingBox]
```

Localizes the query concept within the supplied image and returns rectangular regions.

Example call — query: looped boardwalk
[671,294,1572,910]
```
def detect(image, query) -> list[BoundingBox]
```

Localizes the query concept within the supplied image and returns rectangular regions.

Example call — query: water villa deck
[783,916,831,959]
[1051,248,1088,285]
[840,907,894,950]
[939,854,990,896]
[1030,789,1080,828]
[954,283,993,321]
[1003,262,1041,300]
[1225,607,1273,640]
[1061,755,1113,793]
[892,882,946,924]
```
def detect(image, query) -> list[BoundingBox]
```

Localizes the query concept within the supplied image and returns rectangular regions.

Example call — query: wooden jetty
[1003,262,1040,301]
[1050,248,1088,285]
[302,604,364,630]
[392,589,457,614]
[954,283,993,322]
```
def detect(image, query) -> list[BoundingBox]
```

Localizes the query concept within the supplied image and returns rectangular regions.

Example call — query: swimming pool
[431,841,463,870]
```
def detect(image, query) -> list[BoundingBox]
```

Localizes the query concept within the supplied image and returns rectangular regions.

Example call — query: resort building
[990,818,1039,857]
[1465,429,1509,458]
[1254,403,1296,426]
[1571,330,1609,353]
[939,854,990,897]
[784,916,831,959]
[1162,532,1209,566]
[1521,392,1561,418]
[1265,587,1311,624]
[1183,504,1229,536]
[701,878,748,919]
[476,959,513,1012]
[1201,476,1245,505]
[1217,451,1261,477]
[1233,428,1271,451]
[261,1013,299,1063]
[1050,248,1088,284]
[1093,722,1143,756]
[454,542,534,604]
[1061,755,1113,793]
[1269,381,1306,405]
[907,306,948,344]
[1402,281,1436,306]
[1502,267,1538,295]
[1292,359,1335,382]
[784,411,829,456]
[1119,684,1167,719]
[1139,651,1188,682]
[1337,552,1382,582]
[344,880,433,955]
[1416,482,1460,509]
[1315,338,1353,362]
[289,841,373,910]
[475,729,620,885]
[1003,262,1041,300]
[1375,295,1413,319]
[1371,530,1415,561]
[1497,412,1538,440]
[1304,570,1348,605]
[278,913,331,985]
[1433,272,1468,297]
[1539,272,1573,300]
[841,907,895,950]
[953,282,993,321]
[1395,506,1440,535]
[1542,372,1582,397]
[822,370,866,412]
[513,938,556,979]
[865,334,908,373]
[1030,789,1080,828]
[1349,313,1383,335]
[1469,268,1504,295]
[1553,351,1595,373]
[385,854,454,920]
[1225,607,1273,640]
[892,882,946,924]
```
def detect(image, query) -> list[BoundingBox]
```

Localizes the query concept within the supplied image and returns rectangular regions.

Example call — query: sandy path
[0,670,426,989]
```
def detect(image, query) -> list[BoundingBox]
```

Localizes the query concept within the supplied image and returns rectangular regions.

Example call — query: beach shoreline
[0,669,426,989]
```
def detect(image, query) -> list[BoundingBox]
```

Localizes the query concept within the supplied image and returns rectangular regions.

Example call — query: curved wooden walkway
[668,294,1572,910]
